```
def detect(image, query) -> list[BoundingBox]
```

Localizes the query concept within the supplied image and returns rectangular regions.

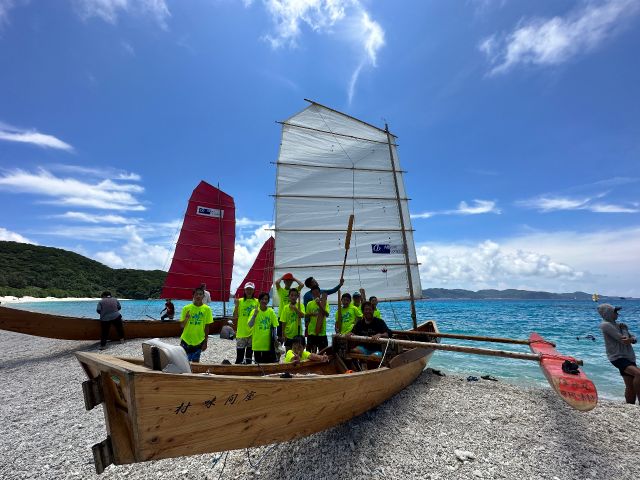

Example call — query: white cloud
[232,223,273,290]
[49,164,142,181]
[57,211,135,224]
[0,227,35,244]
[90,221,275,287]
[418,226,640,297]
[412,199,501,219]
[253,0,384,103]
[0,168,146,211]
[0,0,16,27]
[0,122,73,151]
[94,226,171,269]
[517,194,639,213]
[73,0,171,28]
[480,0,640,75]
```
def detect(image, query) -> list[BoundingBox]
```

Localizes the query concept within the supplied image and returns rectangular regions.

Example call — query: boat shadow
[0,341,101,371]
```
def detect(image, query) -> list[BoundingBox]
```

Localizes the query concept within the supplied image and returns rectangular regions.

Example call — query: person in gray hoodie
[598,303,639,404]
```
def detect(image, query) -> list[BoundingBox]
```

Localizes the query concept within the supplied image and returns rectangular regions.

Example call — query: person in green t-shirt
[335,292,361,334]
[351,290,364,317]
[179,287,214,363]
[274,272,303,344]
[284,336,329,364]
[279,289,305,349]
[248,292,279,363]
[370,295,382,319]
[306,286,330,353]
[233,282,259,364]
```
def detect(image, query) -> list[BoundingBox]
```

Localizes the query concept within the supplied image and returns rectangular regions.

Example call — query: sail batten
[274,103,421,303]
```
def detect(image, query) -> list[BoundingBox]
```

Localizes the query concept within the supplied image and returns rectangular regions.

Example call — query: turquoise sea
[7,298,639,402]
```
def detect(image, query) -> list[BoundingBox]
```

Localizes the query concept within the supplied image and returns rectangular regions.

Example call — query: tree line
[0,241,166,299]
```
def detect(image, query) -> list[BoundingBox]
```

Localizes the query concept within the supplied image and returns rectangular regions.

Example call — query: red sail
[161,181,235,301]
[234,237,274,298]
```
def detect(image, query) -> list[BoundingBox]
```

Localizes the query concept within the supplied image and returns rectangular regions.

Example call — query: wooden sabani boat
[76,321,439,473]
[0,305,228,340]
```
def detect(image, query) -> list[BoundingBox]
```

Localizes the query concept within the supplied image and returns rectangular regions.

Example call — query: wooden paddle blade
[344,214,354,250]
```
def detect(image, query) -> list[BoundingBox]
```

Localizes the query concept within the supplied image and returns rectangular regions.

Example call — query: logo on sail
[371,244,404,254]
[196,206,224,218]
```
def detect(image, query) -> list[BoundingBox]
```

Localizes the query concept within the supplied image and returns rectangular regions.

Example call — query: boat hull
[76,321,438,472]
[0,305,227,340]
[529,332,597,411]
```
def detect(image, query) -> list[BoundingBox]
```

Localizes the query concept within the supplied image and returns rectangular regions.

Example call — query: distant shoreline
[0,296,131,304]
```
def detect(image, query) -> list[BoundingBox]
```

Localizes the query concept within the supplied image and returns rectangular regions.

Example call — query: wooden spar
[217,183,226,317]
[336,215,354,333]
[391,329,544,346]
[340,214,355,283]
[343,334,555,363]
[385,124,417,330]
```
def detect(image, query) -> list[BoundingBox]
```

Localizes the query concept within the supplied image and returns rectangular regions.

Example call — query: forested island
[0,241,166,299]
[0,241,630,301]
[422,288,629,301]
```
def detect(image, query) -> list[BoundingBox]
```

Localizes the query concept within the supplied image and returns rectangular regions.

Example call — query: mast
[217,183,227,317]
[385,124,417,329]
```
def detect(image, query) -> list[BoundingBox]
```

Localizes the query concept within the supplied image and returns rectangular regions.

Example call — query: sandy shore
[0,330,639,480]
[0,296,101,304]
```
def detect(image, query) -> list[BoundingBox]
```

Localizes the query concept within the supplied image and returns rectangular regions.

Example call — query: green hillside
[0,241,166,299]
[422,288,628,300]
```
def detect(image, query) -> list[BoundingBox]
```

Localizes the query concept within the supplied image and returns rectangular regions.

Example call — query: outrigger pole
[385,124,417,329]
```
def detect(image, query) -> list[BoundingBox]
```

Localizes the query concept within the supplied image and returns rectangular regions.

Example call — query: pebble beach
[1,329,639,480]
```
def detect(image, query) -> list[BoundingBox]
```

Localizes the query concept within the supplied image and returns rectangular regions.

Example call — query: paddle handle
[339,215,355,284]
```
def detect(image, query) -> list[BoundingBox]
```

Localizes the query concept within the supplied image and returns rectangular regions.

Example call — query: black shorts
[307,335,328,351]
[611,358,636,377]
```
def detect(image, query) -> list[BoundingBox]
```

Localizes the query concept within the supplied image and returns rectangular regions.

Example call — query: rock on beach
[0,330,639,479]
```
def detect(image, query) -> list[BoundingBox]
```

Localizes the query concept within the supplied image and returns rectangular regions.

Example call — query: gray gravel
[1,330,639,480]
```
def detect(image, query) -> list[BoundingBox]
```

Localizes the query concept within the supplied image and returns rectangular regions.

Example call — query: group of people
[96,282,640,406]
[172,273,393,366]
[228,273,392,366]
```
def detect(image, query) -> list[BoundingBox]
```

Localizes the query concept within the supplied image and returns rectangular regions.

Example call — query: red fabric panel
[161,181,235,301]
[234,237,275,298]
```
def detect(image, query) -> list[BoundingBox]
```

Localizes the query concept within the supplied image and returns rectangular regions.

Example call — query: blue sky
[0,0,639,296]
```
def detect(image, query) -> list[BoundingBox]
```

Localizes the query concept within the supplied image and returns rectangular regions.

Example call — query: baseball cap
[282,273,294,281]
[352,291,361,297]
[244,282,255,290]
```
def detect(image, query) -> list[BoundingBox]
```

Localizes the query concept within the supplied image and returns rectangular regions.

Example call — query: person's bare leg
[622,375,635,404]
[623,365,640,404]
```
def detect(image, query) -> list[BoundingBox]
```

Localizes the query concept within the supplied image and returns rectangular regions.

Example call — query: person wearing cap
[220,319,235,340]
[233,282,259,364]
[274,273,303,311]
[598,303,640,404]
[302,276,344,307]
[351,288,365,317]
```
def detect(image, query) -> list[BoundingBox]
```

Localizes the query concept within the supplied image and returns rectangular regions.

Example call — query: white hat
[244,282,255,290]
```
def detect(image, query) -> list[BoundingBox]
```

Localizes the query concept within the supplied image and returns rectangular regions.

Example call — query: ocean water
[7,298,639,401]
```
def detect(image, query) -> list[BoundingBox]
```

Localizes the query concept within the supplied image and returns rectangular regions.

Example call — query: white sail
[274,101,421,302]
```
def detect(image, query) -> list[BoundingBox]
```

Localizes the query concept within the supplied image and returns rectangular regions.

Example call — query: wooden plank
[77,346,436,465]
[0,305,230,340]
